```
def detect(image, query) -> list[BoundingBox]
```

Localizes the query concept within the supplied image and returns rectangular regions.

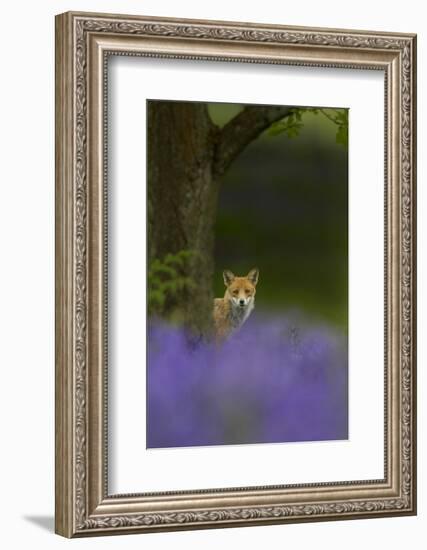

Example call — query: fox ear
[223,270,235,286]
[247,268,259,286]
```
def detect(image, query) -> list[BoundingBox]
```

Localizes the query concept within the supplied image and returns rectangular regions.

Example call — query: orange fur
[213,268,259,342]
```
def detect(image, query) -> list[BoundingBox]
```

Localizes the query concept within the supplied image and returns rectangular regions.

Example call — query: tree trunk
[147,101,293,335]
[147,101,219,335]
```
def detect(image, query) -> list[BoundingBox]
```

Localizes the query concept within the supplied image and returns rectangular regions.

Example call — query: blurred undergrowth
[148,249,195,316]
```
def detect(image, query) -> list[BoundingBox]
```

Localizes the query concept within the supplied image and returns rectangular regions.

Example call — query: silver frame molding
[55,11,417,538]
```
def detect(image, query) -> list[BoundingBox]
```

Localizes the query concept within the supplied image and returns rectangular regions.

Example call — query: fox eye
[245,289,251,294]
[232,290,239,295]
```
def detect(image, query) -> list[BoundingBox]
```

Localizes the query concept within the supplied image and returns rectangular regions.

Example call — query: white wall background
[0,1,423,548]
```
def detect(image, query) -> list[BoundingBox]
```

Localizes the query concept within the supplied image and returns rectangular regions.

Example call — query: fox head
[223,268,259,309]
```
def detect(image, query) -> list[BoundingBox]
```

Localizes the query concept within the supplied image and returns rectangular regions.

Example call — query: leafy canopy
[268,107,349,149]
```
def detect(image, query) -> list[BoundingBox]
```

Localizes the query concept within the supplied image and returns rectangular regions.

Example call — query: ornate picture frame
[55,11,417,537]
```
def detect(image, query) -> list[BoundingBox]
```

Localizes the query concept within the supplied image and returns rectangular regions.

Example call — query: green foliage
[148,250,196,316]
[268,109,304,138]
[268,107,348,148]
[319,108,349,148]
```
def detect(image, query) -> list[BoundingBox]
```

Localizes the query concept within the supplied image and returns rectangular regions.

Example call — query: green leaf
[267,112,303,139]
[268,122,286,136]
[147,248,196,316]
[152,263,177,277]
[148,290,165,308]
[164,253,184,267]
[336,125,348,148]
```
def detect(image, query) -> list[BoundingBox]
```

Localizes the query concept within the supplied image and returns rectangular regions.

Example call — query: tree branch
[213,105,294,178]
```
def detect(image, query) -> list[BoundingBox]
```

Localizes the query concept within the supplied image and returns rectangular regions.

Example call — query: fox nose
[239,299,245,306]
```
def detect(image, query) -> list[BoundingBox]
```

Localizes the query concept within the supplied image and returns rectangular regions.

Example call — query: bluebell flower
[147,314,348,448]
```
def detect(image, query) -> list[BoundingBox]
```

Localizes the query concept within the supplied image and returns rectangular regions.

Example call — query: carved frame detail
[55,11,416,537]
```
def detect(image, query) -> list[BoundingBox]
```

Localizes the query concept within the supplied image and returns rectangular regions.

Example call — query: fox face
[223,268,259,309]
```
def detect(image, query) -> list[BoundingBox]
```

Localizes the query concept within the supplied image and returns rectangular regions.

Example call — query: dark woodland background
[147,100,348,334]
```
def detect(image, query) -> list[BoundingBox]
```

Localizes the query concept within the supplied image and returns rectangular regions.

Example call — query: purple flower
[147,315,348,448]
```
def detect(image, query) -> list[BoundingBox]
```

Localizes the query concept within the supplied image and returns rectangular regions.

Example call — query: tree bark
[147,101,219,335]
[148,101,293,335]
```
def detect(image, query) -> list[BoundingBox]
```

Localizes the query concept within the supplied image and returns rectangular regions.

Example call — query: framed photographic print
[55,11,417,537]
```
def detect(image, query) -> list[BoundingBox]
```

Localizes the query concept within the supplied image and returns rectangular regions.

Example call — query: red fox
[213,268,259,342]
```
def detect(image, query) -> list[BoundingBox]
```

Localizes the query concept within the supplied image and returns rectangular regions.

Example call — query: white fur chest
[228,299,254,332]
